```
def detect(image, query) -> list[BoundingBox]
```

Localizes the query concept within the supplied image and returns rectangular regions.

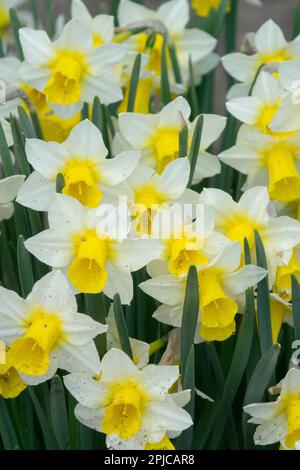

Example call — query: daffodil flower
[192,0,261,18]
[0,348,26,399]
[0,271,106,383]
[270,60,300,133]
[226,71,287,138]
[17,119,141,211]
[223,19,300,98]
[0,0,26,37]
[64,348,192,450]
[24,194,162,303]
[201,186,300,286]
[219,129,300,203]
[106,306,150,369]
[148,204,230,277]
[126,158,200,235]
[140,242,267,342]
[275,248,300,299]
[118,0,218,87]
[269,293,293,344]
[244,368,300,450]
[19,19,125,118]
[0,175,25,222]
[117,96,225,182]
[71,0,115,48]
[0,56,82,143]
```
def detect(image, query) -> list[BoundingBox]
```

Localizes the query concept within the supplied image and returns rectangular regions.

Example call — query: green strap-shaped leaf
[17,235,35,297]
[208,285,256,448]
[10,115,31,176]
[81,102,89,121]
[56,173,65,194]
[211,0,229,38]
[0,122,14,177]
[92,97,111,157]
[169,41,182,85]
[45,0,55,38]
[85,293,108,358]
[113,294,133,359]
[181,265,199,379]
[188,56,200,119]
[188,115,203,188]
[9,8,24,61]
[292,275,300,341]
[30,111,44,139]
[50,376,71,450]
[28,388,58,450]
[179,117,189,158]
[242,343,280,449]
[176,345,195,450]
[160,33,171,105]
[127,53,142,112]
[255,230,272,354]
[18,106,36,138]
[29,0,38,28]
[0,398,20,450]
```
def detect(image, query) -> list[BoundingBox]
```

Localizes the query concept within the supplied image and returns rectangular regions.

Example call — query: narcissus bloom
[192,0,261,17]
[270,60,300,133]
[71,0,115,48]
[0,175,25,222]
[64,348,192,450]
[118,96,225,182]
[219,130,300,202]
[118,0,217,86]
[201,186,300,286]
[269,293,293,344]
[127,158,200,235]
[0,0,25,36]
[0,271,105,383]
[149,204,230,276]
[0,348,26,399]
[24,194,162,303]
[244,368,300,450]
[140,242,267,342]
[0,56,82,143]
[226,71,286,137]
[19,20,125,117]
[223,20,300,97]
[17,119,140,211]
[275,249,300,300]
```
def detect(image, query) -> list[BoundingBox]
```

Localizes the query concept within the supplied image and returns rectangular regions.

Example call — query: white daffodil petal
[19,28,55,66]
[16,171,55,211]
[55,341,101,375]
[154,158,190,199]
[64,119,108,159]
[25,139,69,179]
[48,194,86,233]
[100,348,139,382]
[222,265,267,296]
[64,373,107,409]
[63,313,107,346]
[119,239,163,272]
[140,275,185,306]
[0,175,25,204]
[25,229,73,268]
[26,271,77,315]
[104,260,133,305]
[119,113,159,148]
[100,151,141,185]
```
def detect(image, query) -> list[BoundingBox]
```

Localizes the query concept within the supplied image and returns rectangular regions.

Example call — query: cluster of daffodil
[0,0,300,452]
